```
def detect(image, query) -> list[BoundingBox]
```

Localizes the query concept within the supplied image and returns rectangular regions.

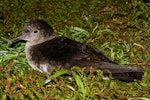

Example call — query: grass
[0,0,150,99]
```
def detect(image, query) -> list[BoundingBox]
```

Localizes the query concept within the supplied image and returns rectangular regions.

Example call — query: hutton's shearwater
[9,20,143,82]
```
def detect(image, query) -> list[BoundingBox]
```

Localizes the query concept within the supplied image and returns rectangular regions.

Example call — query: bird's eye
[34,30,38,33]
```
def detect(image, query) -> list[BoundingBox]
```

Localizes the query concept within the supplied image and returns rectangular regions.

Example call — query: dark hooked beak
[8,33,25,45]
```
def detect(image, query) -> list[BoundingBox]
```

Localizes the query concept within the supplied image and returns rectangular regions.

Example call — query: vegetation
[0,0,150,99]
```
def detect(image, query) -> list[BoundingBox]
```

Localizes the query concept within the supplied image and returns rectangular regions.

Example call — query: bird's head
[9,20,54,45]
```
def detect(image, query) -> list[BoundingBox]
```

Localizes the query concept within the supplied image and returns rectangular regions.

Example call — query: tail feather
[101,63,143,82]
[111,71,143,82]
[84,62,143,82]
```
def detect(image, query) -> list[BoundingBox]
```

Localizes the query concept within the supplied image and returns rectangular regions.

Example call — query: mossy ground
[0,0,150,99]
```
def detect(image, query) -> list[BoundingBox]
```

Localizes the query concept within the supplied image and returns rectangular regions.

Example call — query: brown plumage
[9,20,143,82]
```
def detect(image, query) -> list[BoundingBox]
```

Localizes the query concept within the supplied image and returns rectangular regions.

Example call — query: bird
[9,20,143,82]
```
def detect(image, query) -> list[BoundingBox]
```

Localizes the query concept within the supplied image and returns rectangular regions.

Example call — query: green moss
[0,0,150,99]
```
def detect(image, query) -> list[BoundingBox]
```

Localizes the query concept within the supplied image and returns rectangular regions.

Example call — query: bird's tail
[101,63,143,82]
[85,62,143,82]
[110,71,143,82]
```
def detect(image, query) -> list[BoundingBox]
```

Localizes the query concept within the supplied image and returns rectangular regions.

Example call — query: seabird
[9,20,143,82]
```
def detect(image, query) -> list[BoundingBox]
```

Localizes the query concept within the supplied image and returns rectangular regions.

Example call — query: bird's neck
[26,34,58,46]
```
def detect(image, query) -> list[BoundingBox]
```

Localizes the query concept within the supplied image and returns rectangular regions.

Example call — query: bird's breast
[25,43,40,71]
[25,42,57,74]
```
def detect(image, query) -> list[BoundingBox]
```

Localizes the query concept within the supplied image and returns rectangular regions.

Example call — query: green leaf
[44,69,69,85]
[72,71,86,94]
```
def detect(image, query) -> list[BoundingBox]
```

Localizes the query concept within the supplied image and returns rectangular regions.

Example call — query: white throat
[26,34,58,46]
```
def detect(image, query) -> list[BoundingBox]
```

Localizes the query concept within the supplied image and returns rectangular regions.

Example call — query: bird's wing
[32,36,115,65]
